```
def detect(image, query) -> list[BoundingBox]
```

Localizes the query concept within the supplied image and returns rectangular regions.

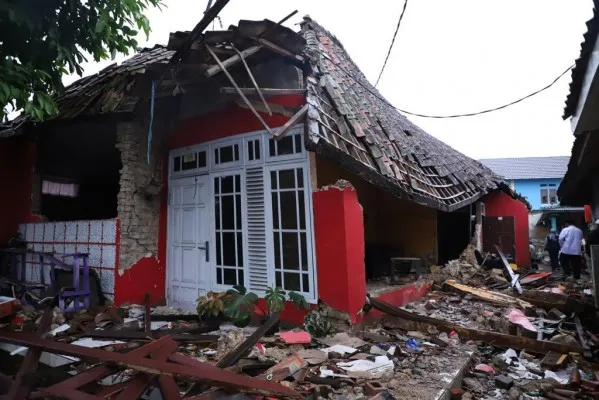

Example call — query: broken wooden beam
[205,45,262,77]
[233,99,295,118]
[171,0,231,62]
[220,87,305,97]
[81,329,219,342]
[272,104,309,140]
[205,45,272,133]
[41,336,175,399]
[0,332,299,398]
[232,45,271,115]
[7,306,53,400]
[217,313,280,368]
[444,280,533,309]
[368,296,586,356]
[254,38,305,64]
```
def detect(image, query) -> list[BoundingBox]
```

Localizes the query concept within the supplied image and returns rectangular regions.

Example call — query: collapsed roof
[0,15,514,212]
[301,17,506,211]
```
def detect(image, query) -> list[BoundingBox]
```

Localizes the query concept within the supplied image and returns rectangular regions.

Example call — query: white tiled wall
[18,219,118,299]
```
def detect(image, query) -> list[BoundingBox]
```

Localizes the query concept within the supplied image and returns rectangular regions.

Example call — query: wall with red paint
[485,191,530,268]
[112,95,305,307]
[0,136,36,243]
[169,95,304,150]
[313,186,366,324]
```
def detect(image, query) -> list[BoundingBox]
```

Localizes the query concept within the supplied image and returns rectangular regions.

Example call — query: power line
[375,0,409,87]
[320,47,573,119]
[396,65,574,119]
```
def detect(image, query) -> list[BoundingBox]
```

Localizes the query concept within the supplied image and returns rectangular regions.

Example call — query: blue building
[480,156,583,233]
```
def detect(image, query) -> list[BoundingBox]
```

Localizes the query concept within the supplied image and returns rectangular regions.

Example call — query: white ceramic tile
[90,221,103,243]
[64,245,76,255]
[102,220,117,244]
[32,243,42,252]
[88,245,102,268]
[99,269,115,294]
[43,223,55,242]
[33,224,44,242]
[42,267,52,285]
[54,244,65,255]
[75,244,90,255]
[100,245,116,268]
[76,221,90,243]
[54,222,66,242]
[42,243,54,253]
[65,223,77,242]
[24,224,34,242]
[19,224,27,237]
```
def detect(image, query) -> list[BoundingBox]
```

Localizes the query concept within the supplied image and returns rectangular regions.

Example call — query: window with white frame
[269,166,311,293]
[540,184,558,205]
[214,174,244,286]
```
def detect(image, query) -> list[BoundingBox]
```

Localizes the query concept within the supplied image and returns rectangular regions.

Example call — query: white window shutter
[245,167,268,291]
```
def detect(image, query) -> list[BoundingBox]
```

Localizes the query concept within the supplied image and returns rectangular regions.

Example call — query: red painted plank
[0,333,299,398]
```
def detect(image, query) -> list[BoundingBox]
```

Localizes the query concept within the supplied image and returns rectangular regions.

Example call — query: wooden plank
[7,306,53,400]
[220,87,305,97]
[205,45,262,77]
[233,99,294,118]
[232,46,272,115]
[444,280,533,309]
[0,333,299,398]
[255,38,305,64]
[369,296,586,356]
[272,104,309,140]
[171,0,230,62]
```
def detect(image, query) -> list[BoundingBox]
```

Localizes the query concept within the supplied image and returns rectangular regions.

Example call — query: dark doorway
[483,216,516,259]
[437,208,471,265]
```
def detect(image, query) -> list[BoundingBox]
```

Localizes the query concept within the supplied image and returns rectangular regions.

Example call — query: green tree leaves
[0,0,163,122]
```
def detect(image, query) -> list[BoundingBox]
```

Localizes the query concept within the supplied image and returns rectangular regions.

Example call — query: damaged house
[560,0,599,219]
[0,14,529,321]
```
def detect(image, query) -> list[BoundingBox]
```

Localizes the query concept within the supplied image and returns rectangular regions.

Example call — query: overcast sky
[69,0,594,160]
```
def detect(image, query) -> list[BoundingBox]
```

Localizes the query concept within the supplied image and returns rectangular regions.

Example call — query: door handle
[198,241,209,262]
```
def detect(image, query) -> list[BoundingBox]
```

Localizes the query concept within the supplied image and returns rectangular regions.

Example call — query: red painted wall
[485,191,530,268]
[114,95,305,307]
[313,186,366,323]
[0,136,36,243]
[169,95,304,150]
[114,160,169,306]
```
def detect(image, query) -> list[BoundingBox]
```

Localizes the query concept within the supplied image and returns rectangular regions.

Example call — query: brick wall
[115,120,162,271]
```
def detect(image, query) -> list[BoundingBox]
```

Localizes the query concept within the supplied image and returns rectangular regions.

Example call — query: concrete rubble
[0,246,595,399]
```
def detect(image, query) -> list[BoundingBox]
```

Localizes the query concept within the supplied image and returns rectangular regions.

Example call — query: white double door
[167,175,212,310]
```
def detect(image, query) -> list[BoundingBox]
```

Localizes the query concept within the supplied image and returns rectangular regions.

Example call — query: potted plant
[223,285,309,333]
[196,291,229,326]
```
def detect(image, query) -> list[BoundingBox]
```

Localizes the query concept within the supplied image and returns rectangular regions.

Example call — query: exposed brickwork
[115,120,161,271]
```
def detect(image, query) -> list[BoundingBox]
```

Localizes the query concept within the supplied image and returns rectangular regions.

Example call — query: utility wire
[320,47,573,119]
[375,0,409,87]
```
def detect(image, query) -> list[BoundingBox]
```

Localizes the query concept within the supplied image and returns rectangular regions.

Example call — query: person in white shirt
[559,220,584,280]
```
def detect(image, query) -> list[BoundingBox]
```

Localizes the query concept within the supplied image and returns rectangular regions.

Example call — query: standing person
[559,220,584,280]
[544,229,560,272]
